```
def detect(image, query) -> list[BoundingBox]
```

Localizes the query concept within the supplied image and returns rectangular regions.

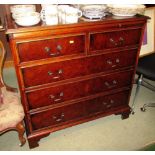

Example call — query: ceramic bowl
[81,5,107,12]
[12,11,40,20]
[15,17,40,27]
[14,12,40,26]
[81,5,107,19]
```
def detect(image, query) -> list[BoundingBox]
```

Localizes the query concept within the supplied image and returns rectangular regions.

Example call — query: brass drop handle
[102,100,114,104]
[47,69,63,79]
[49,52,60,56]
[115,58,120,63]
[102,102,107,105]
[107,58,120,68]
[56,45,62,51]
[48,71,53,76]
[44,46,51,52]
[110,99,114,104]
[107,60,112,65]
[106,104,112,108]
[107,99,114,108]
[49,92,64,102]
[119,37,125,45]
[44,46,61,56]
[104,80,117,88]
[104,81,110,87]
[113,80,117,85]
[102,99,114,108]
[109,38,118,46]
[52,113,65,122]
[110,37,125,46]
[52,69,63,79]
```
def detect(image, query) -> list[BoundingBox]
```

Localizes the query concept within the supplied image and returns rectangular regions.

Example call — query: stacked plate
[81,5,107,19]
[107,4,145,17]
[10,4,36,14]
[10,5,41,26]
[14,12,41,27]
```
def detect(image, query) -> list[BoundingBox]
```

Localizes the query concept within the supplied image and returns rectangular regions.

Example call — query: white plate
[10,5,36,14]
[113,13,136,17]
[108,4,145,17]
[15,18,40,27]
[108,4,138,9]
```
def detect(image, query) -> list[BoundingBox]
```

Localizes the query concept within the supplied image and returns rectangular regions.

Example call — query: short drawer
[30,90,130,130]
[27,70,133,110]
[22,49,137,88]
[17,34,85,62]
[89,28,141,51]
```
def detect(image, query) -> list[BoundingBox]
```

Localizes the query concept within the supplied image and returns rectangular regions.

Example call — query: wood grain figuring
[5,14,148,148]
[30,90,130,131]
[89,28,142,51]
[26,70,133,110]
[22,49,137,88]
[17,34,85,62]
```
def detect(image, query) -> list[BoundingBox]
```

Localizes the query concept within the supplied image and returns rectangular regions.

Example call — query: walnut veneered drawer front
[17,34,85,62]
[89,28,141,52]
[22,49,137,88]
[30,90,129,131]
[31,101,86,131]
[27,70,133,110]
[86,90,130,115]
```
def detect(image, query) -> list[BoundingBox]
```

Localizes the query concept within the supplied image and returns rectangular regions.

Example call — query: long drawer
[22,49,137,88]
[17,34,85,62]
[27,70,133,110]
[30,90,130,131]
[89,28,141,52]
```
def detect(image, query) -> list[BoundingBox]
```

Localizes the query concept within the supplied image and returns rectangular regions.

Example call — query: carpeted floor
[0,67,155,151]
[140,142,155,151]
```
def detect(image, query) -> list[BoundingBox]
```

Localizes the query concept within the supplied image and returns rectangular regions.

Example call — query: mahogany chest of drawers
[6,14,147,148]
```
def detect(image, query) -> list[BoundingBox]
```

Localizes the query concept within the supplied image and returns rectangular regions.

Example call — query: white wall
[140,8,155,56]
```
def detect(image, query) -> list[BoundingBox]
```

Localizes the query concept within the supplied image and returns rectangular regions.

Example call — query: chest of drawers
[6,15,147,148]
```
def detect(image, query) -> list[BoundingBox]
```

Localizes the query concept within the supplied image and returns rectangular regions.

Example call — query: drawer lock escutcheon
[109,37,125,47]
[69,40,74,44]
